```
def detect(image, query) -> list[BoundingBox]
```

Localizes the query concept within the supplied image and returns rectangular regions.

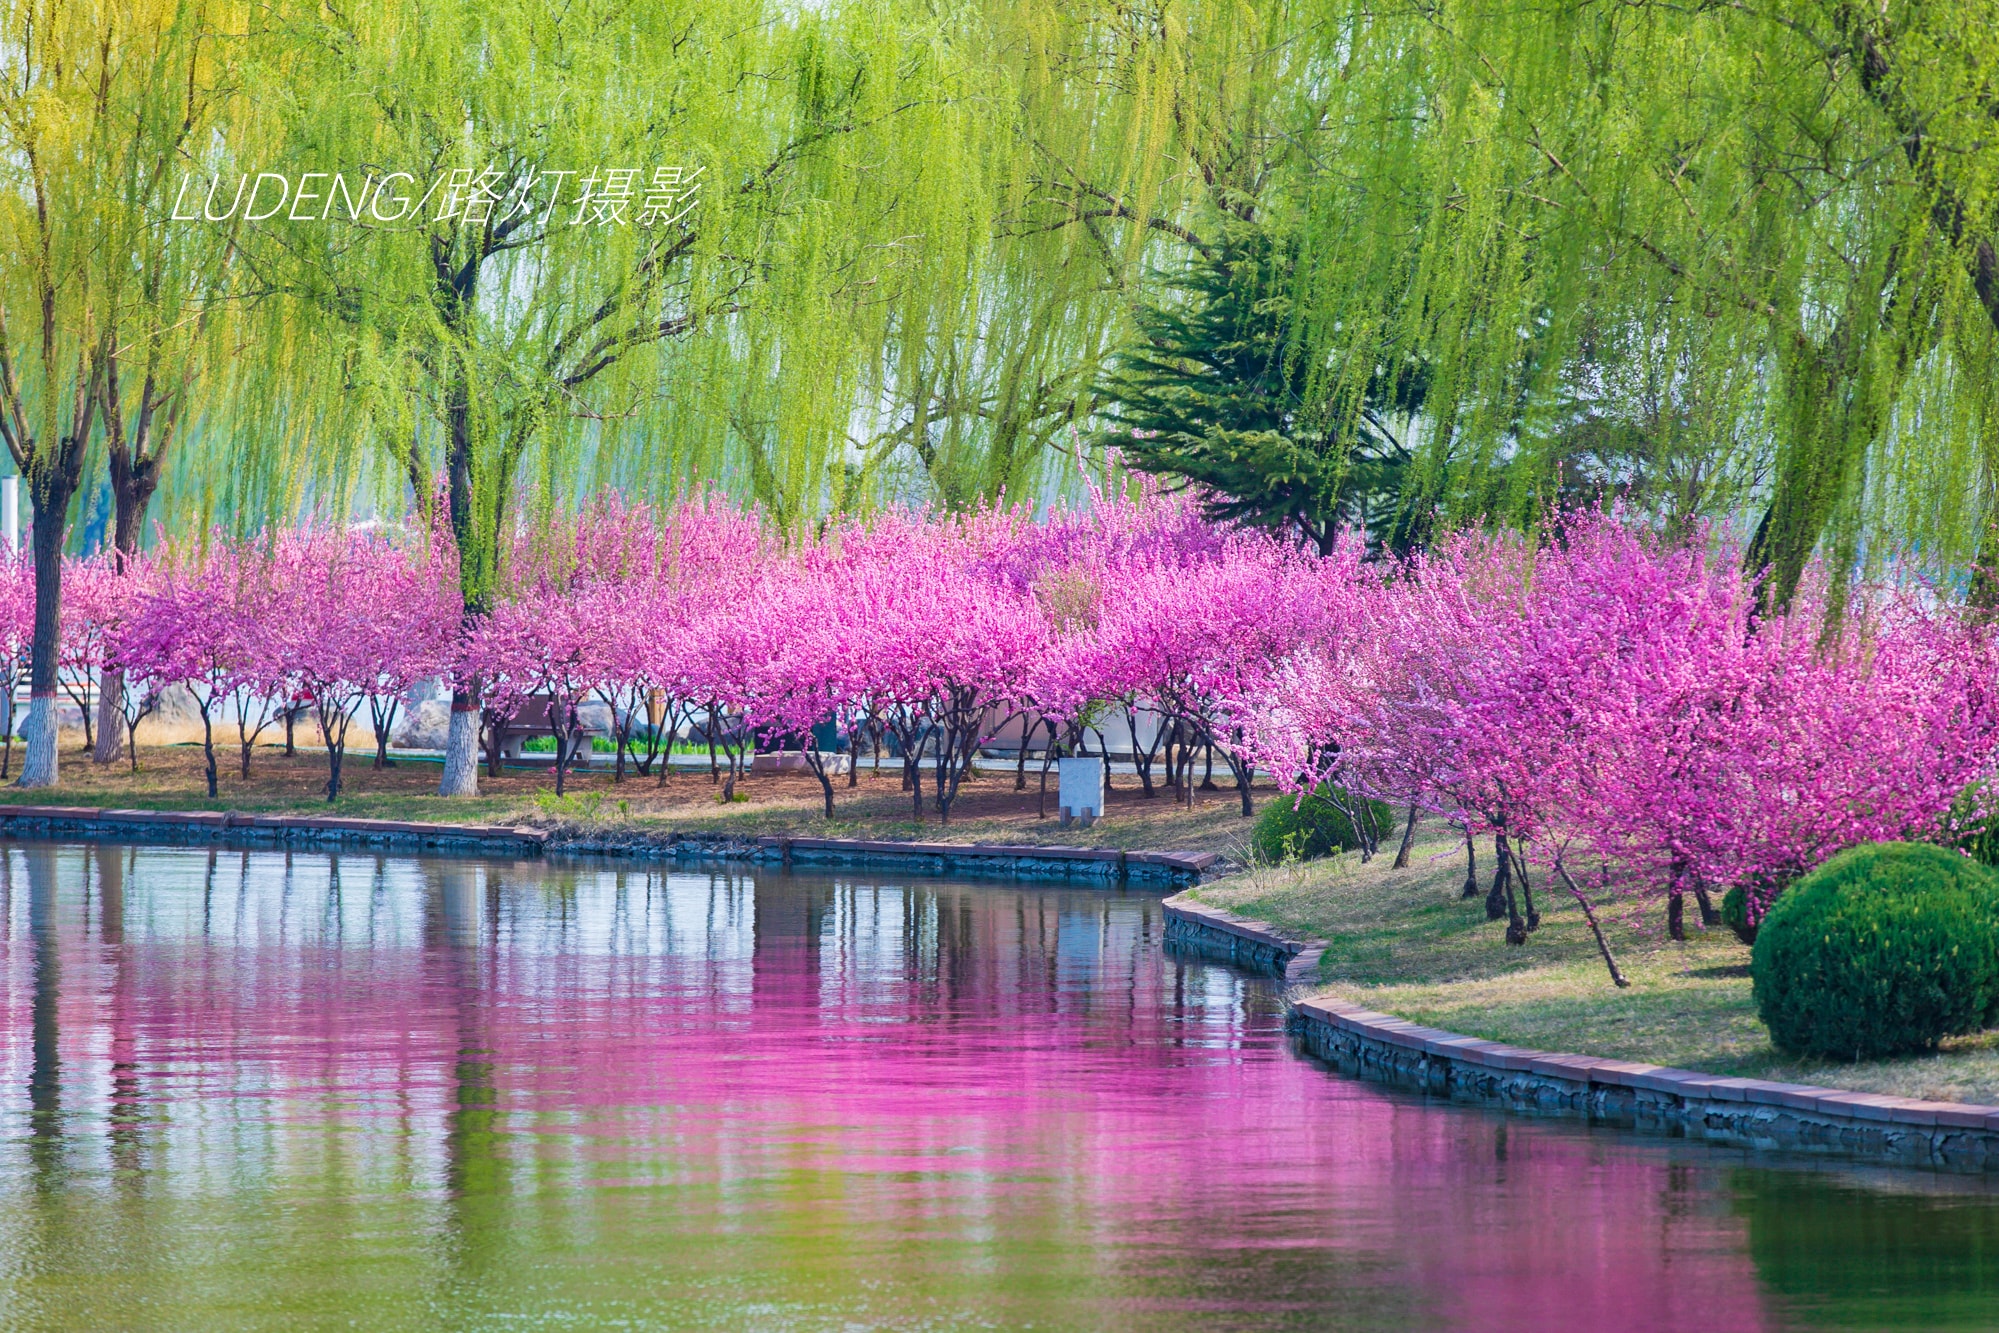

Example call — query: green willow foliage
[129,0,1999,608]
[238,0,1016,611]
[1272,0,1999,599]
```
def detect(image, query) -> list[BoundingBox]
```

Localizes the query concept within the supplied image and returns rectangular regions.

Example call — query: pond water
[0,842,1995,1330]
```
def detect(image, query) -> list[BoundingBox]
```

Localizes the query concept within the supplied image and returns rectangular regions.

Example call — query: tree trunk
[199,702,218,799]
[63,673,94,753]
[371,698,399,769]
[439,687,481,796]
[1037,720,1058,818]
[706,702,720,781]
[1553,859,1629,988]
[552,720,572,797]
[1393,803,1419,868]
[318,702,348,802]
[124,698,147,773]
[93,669,123,766]
[17,503,67,789]
[1485,832,1511,921]
[1489,831,1529,944]
[1460,829,1479,898]
[807,746,835,817]
[99,403,162,769]
[486,707,507,778]
[1126,706,1160,798]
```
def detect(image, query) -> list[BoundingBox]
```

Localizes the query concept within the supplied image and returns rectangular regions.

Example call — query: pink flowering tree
[97,599,165,775]
[0,546,31,778]
[351,535,456,770]
[1220,536,1395,849]
[1052,537,1315,818]
[721,567,842,816]
[678,573,777,804]
[842,521,1049,824]
[266,531,406,802]
[56,553,137,755]
[120,542,259,797]
[462,559,601,797]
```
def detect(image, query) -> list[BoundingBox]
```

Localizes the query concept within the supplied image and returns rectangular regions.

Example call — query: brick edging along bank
[0,805,1217,886]
[1163,892,1999,1171]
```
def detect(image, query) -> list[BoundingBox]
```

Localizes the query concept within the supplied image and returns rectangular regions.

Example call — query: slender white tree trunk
[438,692,480,796]
[17,693,57,788]
[93,669,123,765]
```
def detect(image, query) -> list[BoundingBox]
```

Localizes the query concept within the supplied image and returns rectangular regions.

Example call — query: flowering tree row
[1229,515,1999,979]
[4,493,1995,979]
[0,529,459,800]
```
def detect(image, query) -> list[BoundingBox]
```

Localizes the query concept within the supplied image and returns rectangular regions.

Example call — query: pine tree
[1101,225,1426,555]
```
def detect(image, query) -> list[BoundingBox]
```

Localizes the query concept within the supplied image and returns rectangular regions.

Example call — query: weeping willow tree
[157,0,1999,803]
[239,0,1041,792]
[994,0,1999,602]
[1262,0,1999,602]
[0,0,255,788]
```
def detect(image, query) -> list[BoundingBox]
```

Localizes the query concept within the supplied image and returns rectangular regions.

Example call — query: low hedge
[1251,784,1395,864]
[1750,842,1999,1060]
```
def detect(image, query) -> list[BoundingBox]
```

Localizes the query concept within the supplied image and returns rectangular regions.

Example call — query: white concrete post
[1058,756,1106,828]
[2,475,17,552]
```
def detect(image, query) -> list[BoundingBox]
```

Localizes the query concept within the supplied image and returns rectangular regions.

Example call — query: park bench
[487,696,610,766]
[749,748,852,776]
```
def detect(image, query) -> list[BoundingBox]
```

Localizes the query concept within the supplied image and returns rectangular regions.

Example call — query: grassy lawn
[0,738,1262,854]
[1188,822,1999,1107]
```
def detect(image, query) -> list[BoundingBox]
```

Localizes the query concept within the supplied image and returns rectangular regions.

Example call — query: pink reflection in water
[0,843,1782,1329]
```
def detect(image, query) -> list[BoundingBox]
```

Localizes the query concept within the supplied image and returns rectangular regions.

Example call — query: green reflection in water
[1735,1168,1999,1329]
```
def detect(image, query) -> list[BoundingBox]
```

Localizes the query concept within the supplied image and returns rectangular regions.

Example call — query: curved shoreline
[1163,892,1999,1172]
[0,803,1216,886]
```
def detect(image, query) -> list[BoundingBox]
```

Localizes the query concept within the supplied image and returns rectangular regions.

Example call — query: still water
[0,841,1994,1330]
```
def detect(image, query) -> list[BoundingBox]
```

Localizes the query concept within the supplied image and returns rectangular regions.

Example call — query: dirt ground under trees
[0,736,1266,855]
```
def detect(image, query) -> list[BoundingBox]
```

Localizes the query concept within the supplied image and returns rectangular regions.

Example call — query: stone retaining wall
[0,805,548,855]
[1161,893,1327,983]
[1163,890,1999,1171]
[0,805,1216,886]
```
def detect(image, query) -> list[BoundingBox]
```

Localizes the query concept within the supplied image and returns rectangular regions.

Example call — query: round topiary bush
[1751,842,1999,1060]
[1251,784,1395,864]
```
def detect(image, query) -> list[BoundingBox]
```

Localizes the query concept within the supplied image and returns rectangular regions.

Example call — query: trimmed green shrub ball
[1251,784,1394,864]
[1751,842,1999,1060]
